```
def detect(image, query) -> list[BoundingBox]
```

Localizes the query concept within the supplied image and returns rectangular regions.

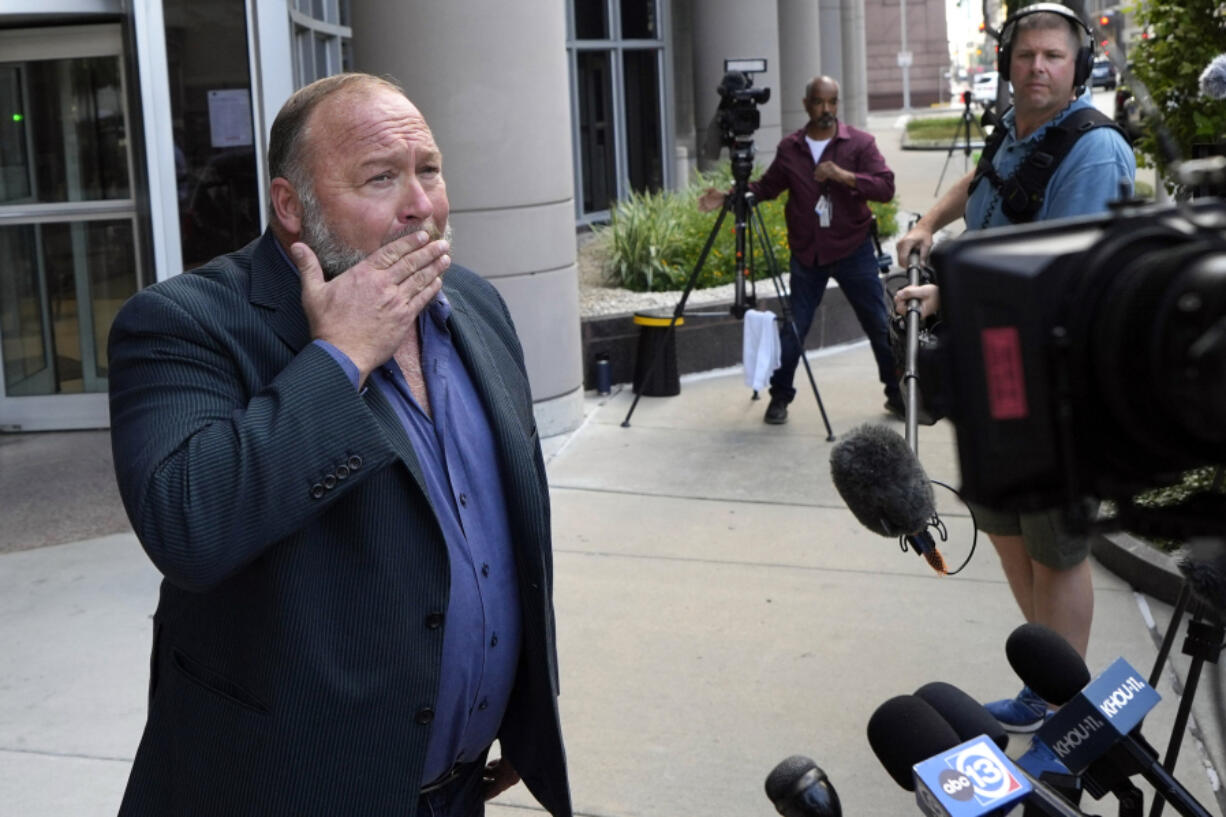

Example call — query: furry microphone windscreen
[1200,54,1226,100]
[829,423,936,537]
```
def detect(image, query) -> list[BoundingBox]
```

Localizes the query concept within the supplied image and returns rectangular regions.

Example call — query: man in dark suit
[108,73,571,817]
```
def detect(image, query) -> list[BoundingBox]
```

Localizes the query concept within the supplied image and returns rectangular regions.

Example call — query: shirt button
[478,699,489,711]
[458,493,468,507]
[490,632,498,647]
[481,563,490,577]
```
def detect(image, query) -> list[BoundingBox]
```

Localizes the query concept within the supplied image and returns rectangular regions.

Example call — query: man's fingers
[367,230,434,270]
[292,242,325,293]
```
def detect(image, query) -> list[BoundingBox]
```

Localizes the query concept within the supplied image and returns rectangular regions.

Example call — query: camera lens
[1080,234,1226,483]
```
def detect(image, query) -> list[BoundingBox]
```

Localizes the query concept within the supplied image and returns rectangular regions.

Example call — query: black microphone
[765,755,841,817]
[829,423,936,538]
[1200,54,1226,100]
[867,694,961,790]
[1004,623,1090,705]
[915,681,1009,751]
[915,681,1086,817]
[1006,625,1216,817]
[868,694,1086,817]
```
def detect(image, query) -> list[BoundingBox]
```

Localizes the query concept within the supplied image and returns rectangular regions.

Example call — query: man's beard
[818,113,836,129]
[298,185,453,281]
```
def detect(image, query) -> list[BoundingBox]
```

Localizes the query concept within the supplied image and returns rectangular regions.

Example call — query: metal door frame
[0,24,139,431]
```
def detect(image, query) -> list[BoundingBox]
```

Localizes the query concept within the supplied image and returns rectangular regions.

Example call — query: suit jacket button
[347,454,363,471]
[310,483,325,500]
[322,474,337,490]
[336,464,350,480]
[425,613,444,629]
[415,707,435,724]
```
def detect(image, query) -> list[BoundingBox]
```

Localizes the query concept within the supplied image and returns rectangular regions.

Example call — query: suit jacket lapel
[444,286,535,480]
[246,231,428,490]
[248,232,312,354]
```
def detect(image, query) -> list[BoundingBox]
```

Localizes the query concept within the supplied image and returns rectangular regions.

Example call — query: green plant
[1128,1,1226,186]
[596,167,901,293]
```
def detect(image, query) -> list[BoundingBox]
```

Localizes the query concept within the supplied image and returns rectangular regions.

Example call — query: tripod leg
[748,203,836,441]
[621,202,731,428]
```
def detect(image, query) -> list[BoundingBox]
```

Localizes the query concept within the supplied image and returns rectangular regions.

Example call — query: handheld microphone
[765,755,842,817]
[915,680,1083,815]
[868,694,1084,817]
[867,695,963,791]
[829,423,935,537]
[1006,625,1215,817]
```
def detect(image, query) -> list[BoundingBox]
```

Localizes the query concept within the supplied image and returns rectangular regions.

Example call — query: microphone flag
[912,735,1032,817]
[1033,657,1161,774]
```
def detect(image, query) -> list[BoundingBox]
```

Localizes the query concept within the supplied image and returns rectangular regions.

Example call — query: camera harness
[969,105,1127,228]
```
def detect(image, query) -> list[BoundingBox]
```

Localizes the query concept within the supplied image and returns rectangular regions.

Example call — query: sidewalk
[2,342,1222,817]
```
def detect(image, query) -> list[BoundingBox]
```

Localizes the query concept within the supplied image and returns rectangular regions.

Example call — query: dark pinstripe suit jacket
[108,232,570,817]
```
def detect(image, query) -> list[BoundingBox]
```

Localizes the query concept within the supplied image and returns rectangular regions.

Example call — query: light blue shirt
[964,91,1136,230]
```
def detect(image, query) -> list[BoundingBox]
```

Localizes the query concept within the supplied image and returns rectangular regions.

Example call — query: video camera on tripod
[714,58,771,147]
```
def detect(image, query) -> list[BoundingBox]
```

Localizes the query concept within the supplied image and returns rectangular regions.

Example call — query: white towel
[742,309,780,391]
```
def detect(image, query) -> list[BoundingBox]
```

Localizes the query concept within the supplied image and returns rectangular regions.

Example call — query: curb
[1092,531,1187,606]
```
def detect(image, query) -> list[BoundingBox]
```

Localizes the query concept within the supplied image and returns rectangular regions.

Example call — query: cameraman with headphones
[894,3,1135,733]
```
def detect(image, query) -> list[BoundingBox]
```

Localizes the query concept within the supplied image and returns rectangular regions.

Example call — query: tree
[1129,0,1226,187]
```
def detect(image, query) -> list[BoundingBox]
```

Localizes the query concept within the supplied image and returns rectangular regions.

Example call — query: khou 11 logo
[913,736,1032,817]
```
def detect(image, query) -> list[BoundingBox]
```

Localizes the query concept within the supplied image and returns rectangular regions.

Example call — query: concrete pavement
[3,341,1224,817]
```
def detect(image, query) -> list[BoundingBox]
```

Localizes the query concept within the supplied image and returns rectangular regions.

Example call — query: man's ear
[270,177,303,236]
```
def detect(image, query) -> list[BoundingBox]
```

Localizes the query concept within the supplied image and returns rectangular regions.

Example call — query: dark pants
[418,752,489,817]
[770,237,899,403]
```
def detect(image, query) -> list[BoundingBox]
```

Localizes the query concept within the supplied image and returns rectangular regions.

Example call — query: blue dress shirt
[309,288,522,785]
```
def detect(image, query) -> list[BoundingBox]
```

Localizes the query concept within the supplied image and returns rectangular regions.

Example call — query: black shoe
[884,393,905,420]
[764,397,788,425]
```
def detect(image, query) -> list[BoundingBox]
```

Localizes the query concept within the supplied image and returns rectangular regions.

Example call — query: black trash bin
[632,311,683,396]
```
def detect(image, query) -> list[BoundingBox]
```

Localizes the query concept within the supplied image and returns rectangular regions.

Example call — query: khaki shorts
[967,501,1092,570]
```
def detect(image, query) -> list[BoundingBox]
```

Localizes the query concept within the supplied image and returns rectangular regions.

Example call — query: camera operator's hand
[895,225,935,267]
[698,187,728,213]
[814,160,856,188]
[893,283,940,319]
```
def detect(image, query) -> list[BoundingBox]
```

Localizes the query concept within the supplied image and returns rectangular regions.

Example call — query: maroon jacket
[749,121,895,267]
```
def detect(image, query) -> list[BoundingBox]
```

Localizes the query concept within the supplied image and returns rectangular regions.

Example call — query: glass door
[0,25,140,431]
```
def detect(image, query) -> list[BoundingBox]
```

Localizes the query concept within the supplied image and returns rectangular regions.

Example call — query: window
[568,0,670,222]
[291,0,353,87]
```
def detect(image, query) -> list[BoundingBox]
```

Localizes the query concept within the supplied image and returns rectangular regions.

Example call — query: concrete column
[777,0,823,133]
[349,0,582,435]
[819,0,843,80]
[840,0,869,128]
[691,0,782,170]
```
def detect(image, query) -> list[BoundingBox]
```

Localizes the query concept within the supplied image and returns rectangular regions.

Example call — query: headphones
[997,2,1095,89]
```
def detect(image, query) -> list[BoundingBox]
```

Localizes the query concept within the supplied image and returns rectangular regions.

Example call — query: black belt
[420,758,482,796]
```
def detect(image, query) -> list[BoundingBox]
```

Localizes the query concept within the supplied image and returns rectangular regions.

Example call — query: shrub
[596,168,900,293]
[1129,1,1226,189]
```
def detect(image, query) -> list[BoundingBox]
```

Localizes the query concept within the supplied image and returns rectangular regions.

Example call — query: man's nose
[398,175,433,223]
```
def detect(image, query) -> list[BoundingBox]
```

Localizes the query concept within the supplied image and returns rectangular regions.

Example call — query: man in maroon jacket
[701,75,899,424]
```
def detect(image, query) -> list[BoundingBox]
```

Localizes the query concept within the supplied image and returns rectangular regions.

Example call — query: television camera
[922,197,1226,539]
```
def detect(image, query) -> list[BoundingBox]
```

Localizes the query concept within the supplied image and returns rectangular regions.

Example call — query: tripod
[935,91,985,197]
[620,136,834,440]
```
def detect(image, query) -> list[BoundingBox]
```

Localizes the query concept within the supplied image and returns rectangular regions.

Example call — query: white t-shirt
[805,136,832,164]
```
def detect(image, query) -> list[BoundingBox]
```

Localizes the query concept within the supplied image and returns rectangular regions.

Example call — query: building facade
[0,0,932,436]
